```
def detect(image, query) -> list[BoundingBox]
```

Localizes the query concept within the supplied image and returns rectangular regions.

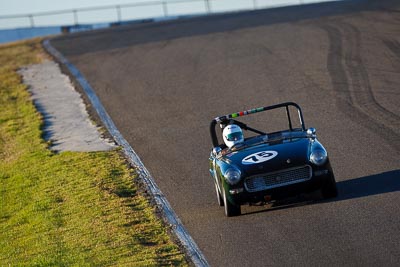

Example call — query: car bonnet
[222,138,311,176]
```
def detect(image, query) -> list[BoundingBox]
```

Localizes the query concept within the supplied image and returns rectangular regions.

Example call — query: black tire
[215,182,224,207]
[321,174,338,199]
[222,187,241,217]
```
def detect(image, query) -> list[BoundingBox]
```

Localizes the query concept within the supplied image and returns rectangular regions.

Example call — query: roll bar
[210,102,306,147]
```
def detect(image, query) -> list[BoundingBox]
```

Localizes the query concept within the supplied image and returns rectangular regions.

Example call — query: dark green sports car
[209,102,338,217]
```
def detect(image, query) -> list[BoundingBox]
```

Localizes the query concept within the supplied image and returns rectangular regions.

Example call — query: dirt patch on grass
[19,60,115,152]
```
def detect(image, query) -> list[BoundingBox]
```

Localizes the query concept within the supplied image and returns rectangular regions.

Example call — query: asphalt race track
[51,0,400,265]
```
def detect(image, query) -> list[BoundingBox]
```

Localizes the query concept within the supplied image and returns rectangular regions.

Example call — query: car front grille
[244,165,312,193]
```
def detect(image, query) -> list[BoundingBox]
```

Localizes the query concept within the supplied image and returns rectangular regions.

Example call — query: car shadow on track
[242,169,400,216]
[335,169,400,201]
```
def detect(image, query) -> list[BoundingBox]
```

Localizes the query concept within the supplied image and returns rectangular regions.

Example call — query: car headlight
[310,150,327,166]
[224,168,241,185]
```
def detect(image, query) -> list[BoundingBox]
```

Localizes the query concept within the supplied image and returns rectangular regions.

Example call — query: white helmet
[223,124,244,148]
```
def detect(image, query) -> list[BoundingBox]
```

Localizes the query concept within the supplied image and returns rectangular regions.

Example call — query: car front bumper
[227,166,333,206]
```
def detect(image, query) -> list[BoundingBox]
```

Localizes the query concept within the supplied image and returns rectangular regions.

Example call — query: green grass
[0,39,187,266]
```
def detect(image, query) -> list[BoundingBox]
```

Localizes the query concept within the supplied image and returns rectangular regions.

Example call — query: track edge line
[42,38,209,267]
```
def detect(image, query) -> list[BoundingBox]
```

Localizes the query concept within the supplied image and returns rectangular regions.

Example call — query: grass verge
[0,39,187,266]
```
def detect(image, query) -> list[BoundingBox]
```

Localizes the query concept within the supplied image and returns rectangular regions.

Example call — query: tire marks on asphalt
[321,22,400,152]
[384,39,400,70]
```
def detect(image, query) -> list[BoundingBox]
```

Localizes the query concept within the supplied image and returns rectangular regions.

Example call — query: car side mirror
[307,127,316,139]
[212,146,222,156]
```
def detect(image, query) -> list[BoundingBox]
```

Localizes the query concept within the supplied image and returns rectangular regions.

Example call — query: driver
[222,124,244,148]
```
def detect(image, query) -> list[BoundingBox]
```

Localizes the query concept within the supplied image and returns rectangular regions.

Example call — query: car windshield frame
[226,129,307,153]
[210,102,306,148]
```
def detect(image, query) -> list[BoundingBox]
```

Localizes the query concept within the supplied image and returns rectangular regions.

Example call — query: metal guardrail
[0,0,208,27]
[0,0,307,29]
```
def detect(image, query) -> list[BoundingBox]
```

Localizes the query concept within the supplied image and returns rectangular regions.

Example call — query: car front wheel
[222,188,241,217]
[215,182,224,207]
